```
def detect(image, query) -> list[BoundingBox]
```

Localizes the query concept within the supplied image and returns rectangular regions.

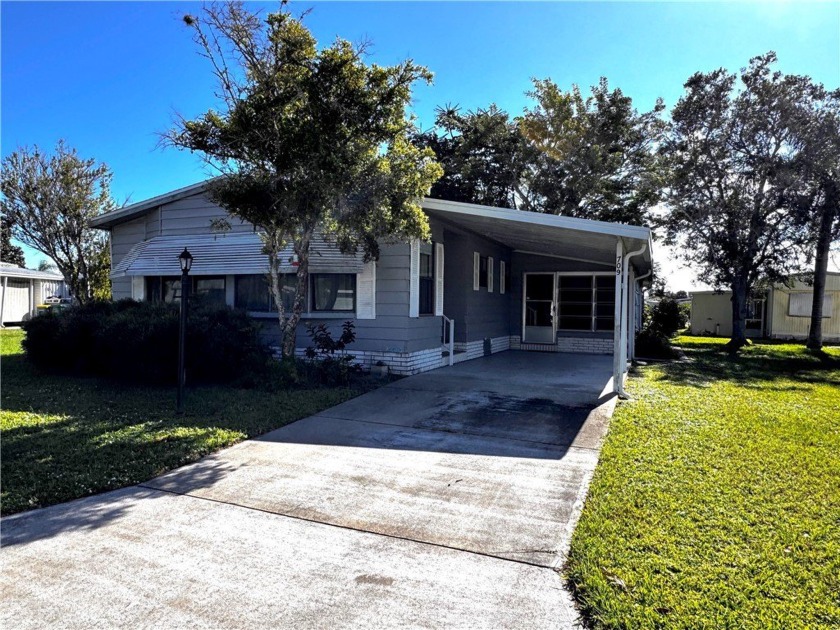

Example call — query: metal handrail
[441,314,455,366]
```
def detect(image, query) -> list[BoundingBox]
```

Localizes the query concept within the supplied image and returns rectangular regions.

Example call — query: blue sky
[3,1,839,286]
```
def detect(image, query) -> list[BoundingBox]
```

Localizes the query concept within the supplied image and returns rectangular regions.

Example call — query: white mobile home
[690,272,840,341]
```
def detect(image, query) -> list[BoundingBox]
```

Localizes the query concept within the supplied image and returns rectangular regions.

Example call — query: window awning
[112,233,364,278]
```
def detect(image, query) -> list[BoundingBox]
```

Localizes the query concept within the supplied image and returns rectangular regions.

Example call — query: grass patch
[568,336,840,629]
[1,328,375,516]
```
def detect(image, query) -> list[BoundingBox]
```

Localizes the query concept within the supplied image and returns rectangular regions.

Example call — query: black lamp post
[176,247,193,415]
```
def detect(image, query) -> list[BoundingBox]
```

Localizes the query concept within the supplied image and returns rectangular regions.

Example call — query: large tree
[520,78,665,225]
[413,104,536,209]
[1,141,114,302]
[1,216,26,267]
[785,85,840,349]
[661,53,820,350]
[169,2,441,356]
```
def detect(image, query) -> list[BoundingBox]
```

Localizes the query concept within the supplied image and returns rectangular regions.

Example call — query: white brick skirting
[287,346,446,376]
[510,335,612,355]
[453,335,511,363]
[277,333,607,376]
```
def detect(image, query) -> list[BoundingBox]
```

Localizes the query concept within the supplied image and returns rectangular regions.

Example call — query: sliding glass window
[235,274,296,313]
[311,274,356,312]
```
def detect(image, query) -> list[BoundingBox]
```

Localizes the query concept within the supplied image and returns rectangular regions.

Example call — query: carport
[424,199,653,396]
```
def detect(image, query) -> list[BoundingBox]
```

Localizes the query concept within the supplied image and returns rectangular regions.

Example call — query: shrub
[304,320,361,385]
[634,297,689,360]
[646,297,687,338]
[635,327,681,360]
[679,302,691,330]
[22,299,269,385]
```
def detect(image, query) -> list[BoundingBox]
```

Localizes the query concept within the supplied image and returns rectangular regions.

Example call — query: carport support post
[612,239,624,394]
[0,276,7,327]
[617,243,647,397]
[629,268,636,361]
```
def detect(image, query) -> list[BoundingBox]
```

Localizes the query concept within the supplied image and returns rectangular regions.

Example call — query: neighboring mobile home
[690,272,840,341]
[90,181,654,392]
[0,263,67,326]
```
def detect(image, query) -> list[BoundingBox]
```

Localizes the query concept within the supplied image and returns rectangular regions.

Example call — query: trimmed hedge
[22,299,270,385]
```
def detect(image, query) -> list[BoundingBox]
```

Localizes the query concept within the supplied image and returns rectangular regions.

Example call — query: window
[558,276,593,330]
[419,251,434,315]
[146,276,225,306]
[557,274,615,332]
[594,276,616,331]
[146,276,181,303]
[311,274,356,312]
[235,274,296,313]
[479,256,488,289]
[194,277,226,306]
[788,292,833,318]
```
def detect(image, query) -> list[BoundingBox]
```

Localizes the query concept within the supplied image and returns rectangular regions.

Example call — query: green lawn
[568,336,840,629]
[1,328,368,516]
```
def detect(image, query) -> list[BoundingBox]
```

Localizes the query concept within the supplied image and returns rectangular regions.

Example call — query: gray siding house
[91,181,653,393]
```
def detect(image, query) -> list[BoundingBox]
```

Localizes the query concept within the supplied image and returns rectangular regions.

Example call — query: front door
[523,273,555,343]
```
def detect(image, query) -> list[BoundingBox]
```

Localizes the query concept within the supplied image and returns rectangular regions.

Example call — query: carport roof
[422,198,653,273]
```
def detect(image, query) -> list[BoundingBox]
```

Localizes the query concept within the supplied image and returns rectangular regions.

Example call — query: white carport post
[629,268,637,361]
[612,239,624,394]
[617,243,647,397]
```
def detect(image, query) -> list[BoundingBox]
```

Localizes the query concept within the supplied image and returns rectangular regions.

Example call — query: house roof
[90,179,212,229]
[91,180,653,274]
[0,263,65,281]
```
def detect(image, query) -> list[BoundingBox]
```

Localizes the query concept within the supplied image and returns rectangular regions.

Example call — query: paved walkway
[2,351,616,629]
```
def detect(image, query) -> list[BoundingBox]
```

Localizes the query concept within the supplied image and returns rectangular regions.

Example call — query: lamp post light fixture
[176,247,193,415]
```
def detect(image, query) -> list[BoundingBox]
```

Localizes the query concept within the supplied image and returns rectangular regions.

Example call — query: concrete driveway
[2,351,616,629]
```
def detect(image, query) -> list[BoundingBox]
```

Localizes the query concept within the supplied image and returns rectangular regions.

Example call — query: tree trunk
[266,235,288,356]
[62,265,87,306]
[727,275,749,352]
[281,231,312,358]
[806,186,838,350]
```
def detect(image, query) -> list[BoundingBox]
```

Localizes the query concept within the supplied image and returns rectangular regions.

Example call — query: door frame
[522,272,557,344]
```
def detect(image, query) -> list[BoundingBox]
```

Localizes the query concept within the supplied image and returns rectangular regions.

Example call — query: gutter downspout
[617,243,648,398]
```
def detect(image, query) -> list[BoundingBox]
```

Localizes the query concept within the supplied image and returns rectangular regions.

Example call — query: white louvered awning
[112,233,364,278]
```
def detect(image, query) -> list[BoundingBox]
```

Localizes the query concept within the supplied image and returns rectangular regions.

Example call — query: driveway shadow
[2,459,236,547]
